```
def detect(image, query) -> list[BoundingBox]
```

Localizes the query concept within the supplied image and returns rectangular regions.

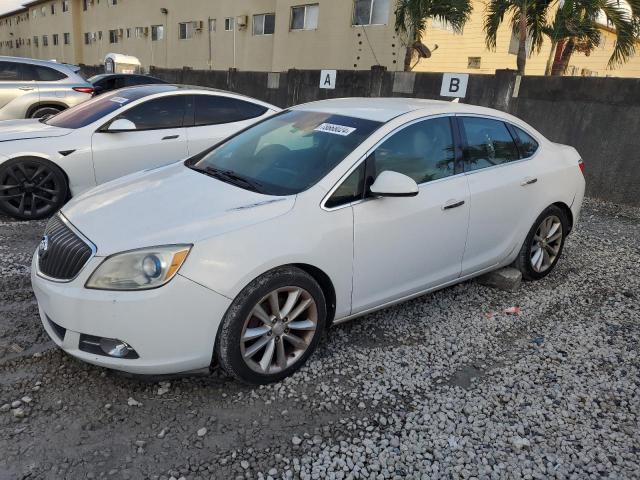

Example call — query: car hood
[62,162,295,256]
[0,119,72,142]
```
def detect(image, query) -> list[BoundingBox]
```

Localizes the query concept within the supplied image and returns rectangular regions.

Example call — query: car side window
[513,126,539,158]
[116,95,186,130]
[460,117,519,171]
[22,65,67,81]
[0,61,20,81]
[325,162,366,209]
[194,95,268,126]
[371,117,456,184]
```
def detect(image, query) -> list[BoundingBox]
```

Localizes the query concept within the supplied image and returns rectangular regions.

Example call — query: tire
[29,105,63,119]
[514,205,569,281]
[0,157,69,220]
[216,266,327,384]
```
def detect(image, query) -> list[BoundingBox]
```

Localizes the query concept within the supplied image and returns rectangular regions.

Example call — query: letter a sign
[320,70,336,90]
[440,73,469,98]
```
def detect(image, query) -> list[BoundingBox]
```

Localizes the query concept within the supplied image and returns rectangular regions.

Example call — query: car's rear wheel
[29,105,63,119]
[515,205,568,280]
[216,266,326,384]
[0,157,68,220]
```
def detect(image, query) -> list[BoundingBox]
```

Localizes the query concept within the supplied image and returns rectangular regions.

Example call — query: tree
[484,0,554,75]
[545,0,640,76]
[395,0,473,71]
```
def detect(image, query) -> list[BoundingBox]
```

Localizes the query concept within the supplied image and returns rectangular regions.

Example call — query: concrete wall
[118,66,636,206]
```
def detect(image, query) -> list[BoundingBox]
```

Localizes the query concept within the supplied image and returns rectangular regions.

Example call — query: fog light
[99,337,134,358]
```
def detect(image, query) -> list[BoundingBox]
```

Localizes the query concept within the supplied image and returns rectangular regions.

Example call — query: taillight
[578,158,585,174]
[73,86,94,94]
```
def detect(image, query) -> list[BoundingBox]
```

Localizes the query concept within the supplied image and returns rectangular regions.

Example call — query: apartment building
[0,0,638,77]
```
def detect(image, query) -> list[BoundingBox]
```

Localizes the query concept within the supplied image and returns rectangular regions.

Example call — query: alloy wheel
[240,286,318,374]
[530,215,563,273]
[0,160,64,219]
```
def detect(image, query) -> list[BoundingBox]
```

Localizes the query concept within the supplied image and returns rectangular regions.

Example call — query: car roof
[0,55,78,72]
[291,97,513,123]
[111,84,279,108]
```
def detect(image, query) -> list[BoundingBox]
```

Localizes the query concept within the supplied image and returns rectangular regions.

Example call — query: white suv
[0,56,94,120]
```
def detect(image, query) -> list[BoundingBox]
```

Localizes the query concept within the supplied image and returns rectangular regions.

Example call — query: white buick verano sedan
[32,98,585,384]
[0,85,279,220]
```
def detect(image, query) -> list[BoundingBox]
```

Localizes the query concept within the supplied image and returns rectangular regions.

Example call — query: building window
[41,6,46,16]
[208,18,216,32]
[467,57,481,69]
[64,33,71,45]
[42,35,49,46]
[135,26,145,38]
[98,31,103,40]
[33,36,39,47]
[291,4,319,30]
[126,28,131,38]
[353,0,390,26]
[151,25,164,41]
[51,3,55,14]
[109,0,117,5]
[62,1,70,12]
[83,0,88,11]
[253,13,275,35]
[179,22,195,39]
[224,17,234,31]
[53,34,59,45]
[84,32,91,44]
[109,29,119,43]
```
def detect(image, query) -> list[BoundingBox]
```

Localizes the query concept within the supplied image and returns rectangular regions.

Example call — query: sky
[0,0,26,15]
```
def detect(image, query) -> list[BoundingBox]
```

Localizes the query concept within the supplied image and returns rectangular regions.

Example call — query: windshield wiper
[189,165,264,193]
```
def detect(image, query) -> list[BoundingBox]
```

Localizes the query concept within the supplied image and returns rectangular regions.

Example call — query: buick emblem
[39,235,49,258]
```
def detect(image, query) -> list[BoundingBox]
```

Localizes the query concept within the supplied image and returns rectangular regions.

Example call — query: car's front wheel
[216,266,327,384]
[0,157,68,220]
[515,205,569,280]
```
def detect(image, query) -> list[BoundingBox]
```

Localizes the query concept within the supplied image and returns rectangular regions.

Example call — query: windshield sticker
[314,123,356,136]
[109,96,130,105]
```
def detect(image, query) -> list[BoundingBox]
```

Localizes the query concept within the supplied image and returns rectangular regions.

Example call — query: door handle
[521,177,538,186]
[442,199,465,210]
[19,86,35,91]
[162,135,179,140]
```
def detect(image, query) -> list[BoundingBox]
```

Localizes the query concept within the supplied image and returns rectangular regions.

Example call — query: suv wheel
[216,266,327,384]
[0,157,68,220]
[29,106,63,119]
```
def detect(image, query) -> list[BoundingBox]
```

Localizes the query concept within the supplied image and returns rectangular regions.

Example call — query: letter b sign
[440,73,468,98]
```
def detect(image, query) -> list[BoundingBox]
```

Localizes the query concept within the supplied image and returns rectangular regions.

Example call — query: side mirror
[106,118,137,132]
[369,170,419,198]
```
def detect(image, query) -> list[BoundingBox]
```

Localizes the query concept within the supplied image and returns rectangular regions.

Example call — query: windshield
[187,110,381,195]
[44,88,160,129]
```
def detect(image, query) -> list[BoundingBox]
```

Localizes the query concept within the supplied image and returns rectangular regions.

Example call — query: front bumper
[31,254,231,375]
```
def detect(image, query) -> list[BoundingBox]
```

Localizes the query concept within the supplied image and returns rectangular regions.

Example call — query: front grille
[38,215,93,280]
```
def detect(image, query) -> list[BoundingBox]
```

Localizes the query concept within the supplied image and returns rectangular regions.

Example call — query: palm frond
[484,0,513,49]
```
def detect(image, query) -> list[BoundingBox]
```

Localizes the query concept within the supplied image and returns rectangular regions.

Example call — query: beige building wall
[413,0,640,77]
[0,0,638,77]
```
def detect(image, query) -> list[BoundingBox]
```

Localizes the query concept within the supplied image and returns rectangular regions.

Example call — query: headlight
[85,245,191,291]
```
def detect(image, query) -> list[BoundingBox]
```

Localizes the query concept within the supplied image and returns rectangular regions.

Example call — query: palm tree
[484,0,554,75]
[545,0,640,76]
[395,0,473,71]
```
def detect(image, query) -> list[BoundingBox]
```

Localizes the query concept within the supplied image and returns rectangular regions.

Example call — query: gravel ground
[1,198,639,480]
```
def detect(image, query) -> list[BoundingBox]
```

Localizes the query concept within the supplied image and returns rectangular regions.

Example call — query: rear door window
[22,64,67,81]
[194,95,268,126]
[459,117,520,172]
